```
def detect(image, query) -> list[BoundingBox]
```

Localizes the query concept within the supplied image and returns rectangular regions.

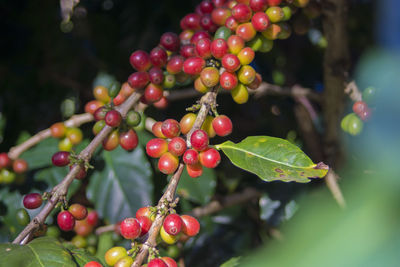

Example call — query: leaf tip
[314,162,329,171]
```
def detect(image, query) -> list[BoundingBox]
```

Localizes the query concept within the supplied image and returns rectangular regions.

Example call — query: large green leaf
[87,146,153,223]
[215,136,328,183]
[20,138,59,169]
[176,167,216,205]
[0,188,25,241]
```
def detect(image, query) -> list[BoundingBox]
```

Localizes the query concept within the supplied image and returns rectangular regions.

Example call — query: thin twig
[325,169,346,208]
[344,80,362,102]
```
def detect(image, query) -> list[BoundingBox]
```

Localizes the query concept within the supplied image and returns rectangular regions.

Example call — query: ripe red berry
[146,138,168,158]
[13,158,28,174]
[84,261,102,267]
[212,0,226,8]
[85,100,103,115]
[359,108,372,121]
[168,137,187,157]
[94,106,108,121]
[161,119,181,138]
[186,162,203,178]
[120,217,141,239]
[68,203,88,220]
[232,3,252,23]
[160,32,180,52]
[251,12,270,31]
[152,122,166,138]
[129,50,151,72]
[57,211,76,231]
[221,54,241,72]
[183,57,206,75]
[70,164,87,180]
[190,31,211,45]
[236,22,257,41]
[211,7,231,26]
[0,153,11,168]
[212,115,233,136]
[154,96,169,109]
[220,71,238,90]
[190,130,209,151]
[163,214,183,236]
[352,101,368,115]
[181,13,201,30]
[200,0,214,13]
[183,149,199,165]
[181,215,200,236]
[136,206,155,221]
[250,0,268,12]
[86,210,99,226]
[149,67,164,85]
[128,71,150,89]
[267,0,282,5]
[150,46,168,68]
[211,38,228,59]
[161,257,178,267]
[180,44,196,58]
[227,35,245,54]
[119,129,139,151]
[200,14,216,32]
[158,152,179,174]
[137,216,152,236]
[195,38,212,59]
[225,16,239,31]
[52,151,70,167]
[166,55,185,74]
[105,110,122,127]
[148,258,167,267]
[144,83,164,103]
[199,148,221,168]
[23,193,43,209]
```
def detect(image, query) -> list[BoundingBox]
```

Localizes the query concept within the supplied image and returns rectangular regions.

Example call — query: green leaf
[0,188,25,241]
[20,138,59,169]
[87,146,153,223]
[176,167,216,205]
[220,256,241,267]
[69,247,101,266]
[95,232,114,266]
[215,136,328,183]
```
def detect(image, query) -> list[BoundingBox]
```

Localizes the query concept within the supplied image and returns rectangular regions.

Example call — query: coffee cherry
[136,206,156,221]
[158,152,179,174]
[92,120,105,135]
[266,6,284,23]
[252,12,270,31]
[232,3,252,23]
[180,113,197,134]
[180,29,195,43]
[190,130,209,151]
[266,0,281,5]
[113,93,125,106]
[84,261,103,267]
[85,100,103,115]
[70,164,87,180]
[161,119,181,138]
[211,38,228,59]
[231,83,249,104]
[0,153,11,169]
[227,35,245,55]
[250,0,267,12]
[130,50,151,72]
[200,14,216,32]
[128,71,150,89]
[58,137,73,152]
[214,25,232,40]
[259,36,273,52]
[195,38,212,59]
[125,110,141,127]
[114,256,134,267]
[66,127,83,145]
[13,159,28,174]
[50,122,67,138]
[282,6,292,21]
[23,193,43,209]
[183,149,199,165]
[294,0,309,8]
[194,77,210,93]
[200,0,214,13]
[57,211,75,231]
[137,216,152,236]
[16,208,30,226]
[225,16,239,31]
[151,122,166,138]
[160,226,180,245]
[166,55,184,74]
[262,23,281,40]
[93,106,107,121]
[238,65,256,84]
[150,47,168,68]
[186,162,203,178]
[105,247,127,266]
[212,0,226,7]
[74,219,93,236]
[105,110,122,127]
[86,210,98,226]
[201,115,216,138]
[144,83,163,103]
[180,44,196,58]
[163,214,183,236]
[119,129,139,151]
[211,7,232,26]
[120,217,141,239]
[93,85,111,103]
[68,204,88,220]
[220,71,238,90]
[248,72,263,89]
[199,148,221,168]
[181,215,200,236]
[181,13,201,30]
[52,151,70,167]
[183,57,206,75]
[168,137,187,157]
[221,54,241,72]
[277,22,292,39]
[146,138,168,158]
[238,47,255,65]
[161,257,178,267]
[200,67,220,87]
[148,258,168,267]
[190,31,211,45]
[102,130,120,151]
[148,67,164,85]
[359,108,372,121]
[160,32,180,52]
[212,115,233,136]
[0,169,15,184]
[352,101,368,115]
[236,22,257,41]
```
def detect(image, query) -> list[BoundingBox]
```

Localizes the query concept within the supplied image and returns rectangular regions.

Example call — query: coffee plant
[1,0,384,266]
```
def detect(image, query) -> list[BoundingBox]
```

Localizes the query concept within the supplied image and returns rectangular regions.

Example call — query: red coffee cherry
[120,217,141,239]
[200,67,220,87]
[181,13,201,30]
[85,100,103,115]
[129,50,151,72]
[186,162,203,178]
[232,3,252,23]
[212,115,233,136]
[23,193,43,209]
[250,0,268,12]
[136,206,155,221]
[220,71,238,90]
[68,203,88,220]
[251,12,270,31]
[200,0,214,13]
[190,31,211,45]
[211,7,231,26]
[152,122,166,138]
[86,210,98,227]
[352,101,368,115]
[146,138,168,158]
[52,151,70,167]
[50,122,67,138]
[211,38,228,59]
[93,106,107,121]
[128,71,150,89]
[359,107,372,121]
[183,57,206,75]
[225,16,239,31]
[160,32,180,52]
[84,261,102,267]
[190,130,209,151]
[199,148,221,168]
[158,152,179,174]
[13,159,28,174]
[180,215,200,236]
[149,67,164,85]
[144,83,164,103]
[195,38,212,59]
[227,35,245,54]
[154,96,169,109]
[163,214,183,236]
[200,14,216,32]
[168,137,187,157]
[57,211,76,231]
[161,257,178,267]
[266,0,282,5]
[74,218,93,236]
[137,216,152,236]
[179,29,195,43]
[119,129,139,151]
[148,258,167,267]
[105,110,122,127]
[183,149,199,165]
[221,54,241,72]
[180,44,196,58]
[70,164,87,180]
[150,46,168,68]
[0,153,11,168]
[161,119,181,138]
[166,55,185,74]
[236,22,257,41]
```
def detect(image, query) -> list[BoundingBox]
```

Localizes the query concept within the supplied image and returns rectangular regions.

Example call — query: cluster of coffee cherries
[103,206,200,267]
[50,122,83,152]
[52,150,88,179]
[146,113,232,178]
[341,86,376,136]
[0,152,28,184]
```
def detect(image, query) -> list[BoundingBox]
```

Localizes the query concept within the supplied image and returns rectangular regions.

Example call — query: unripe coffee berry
[68,203,88,220]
